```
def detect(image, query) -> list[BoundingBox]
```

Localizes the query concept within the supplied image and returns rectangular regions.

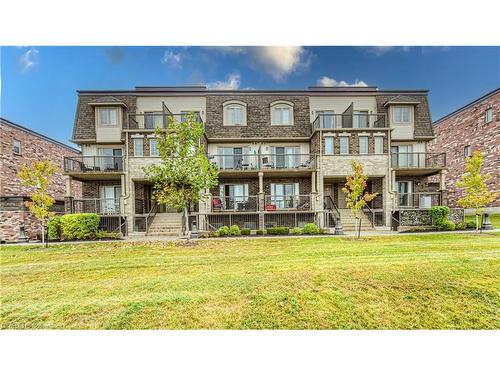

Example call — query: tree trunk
[41,218,46,248]
[183,207,189,236]
[357,217,362,239]
[476,214,479,234]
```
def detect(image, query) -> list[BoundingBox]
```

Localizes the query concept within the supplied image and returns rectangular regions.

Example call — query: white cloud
[316,76,368,87]
[161,50,182,67]
[207,73,241,90]
[205,46,312,81]
[19,47,39,72]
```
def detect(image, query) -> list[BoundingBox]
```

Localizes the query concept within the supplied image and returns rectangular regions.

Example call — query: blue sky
[1,46,499,146]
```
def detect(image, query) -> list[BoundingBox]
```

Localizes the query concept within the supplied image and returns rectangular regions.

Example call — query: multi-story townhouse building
[65,86,446,235]
[427,88,499,212]
[0,117,81,242]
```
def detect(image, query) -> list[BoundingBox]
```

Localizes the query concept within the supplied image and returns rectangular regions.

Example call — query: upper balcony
[312,113,386,131]
[391,152,446,175]
[64,156,124,180]
[208,153,316,177]
[124,113,203,130]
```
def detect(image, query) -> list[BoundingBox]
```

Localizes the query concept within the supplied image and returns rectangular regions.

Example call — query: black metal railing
[208,153,315,171]
[64,156,124,173]
[211,195,259,212]
[391,152,446,169]
[126,113,203,130]
[72,198,121,215]
[264,195,311,211]
[312,113,386,131]
[396,192,443,208]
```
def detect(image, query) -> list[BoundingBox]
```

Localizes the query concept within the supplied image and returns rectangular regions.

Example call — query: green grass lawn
[465,213,500,228]
[1,233,499,329]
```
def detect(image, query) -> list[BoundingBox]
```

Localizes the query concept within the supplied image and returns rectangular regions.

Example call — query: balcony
[72,198,122,215]
[264,194,311,211]
[312,113,386,131]
[391,152,446,175]
[211,195,259,212]
[396,192,443,209]
[208,153,315,176]
[64,156,124,179]
[125,113,203,130]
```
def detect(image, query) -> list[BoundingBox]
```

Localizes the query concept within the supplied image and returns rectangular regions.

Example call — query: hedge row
[209,223,323,237]
[48,213,101,240]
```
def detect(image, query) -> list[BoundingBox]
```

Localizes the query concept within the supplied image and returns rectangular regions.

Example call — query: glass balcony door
[397,181,413,207]
[100,186,121,214]
[353,110,369,128]
[99,148,122,171]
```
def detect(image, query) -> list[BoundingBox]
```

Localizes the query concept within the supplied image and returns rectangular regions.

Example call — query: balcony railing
[391,152,446,169]
[64,156,124,173]
[211,195,259,212]
[396,192,443,209]
[126,113,203,130]
[72,198,121,215]
[312,113,386,131]
[208,154,315,171]
[264,195,311,211]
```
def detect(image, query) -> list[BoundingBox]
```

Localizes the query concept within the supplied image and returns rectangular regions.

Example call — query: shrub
[241,228,251,235]
[430,206,450,228]
[266,227,289,235]
[302,223,319,235]
[48,216,62,240]
[95,230,121,240]
[229,225,241,236]
[455,222,466,230]
[291,227,302,235]
[401,226,432,233]
[318,228,328,234]
[256,229,265,235]
[59,213,100,240]
[466,221,476,229]
[441,220,456,231]
[217,226,230,237]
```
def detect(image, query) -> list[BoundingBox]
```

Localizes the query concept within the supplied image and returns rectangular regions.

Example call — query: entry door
[101,186,121,214]
[397,181,413,207]
[337,185,346,208]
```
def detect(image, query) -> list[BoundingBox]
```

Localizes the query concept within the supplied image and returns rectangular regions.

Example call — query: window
[392,106,410,124]
[353,111,369,128]
[325,137,334,155]
[271,101,293,126]
[13,139,21,155]
[397,181,413,207]
[485,108,493,123]
[272,146,299,168]
[359,136,369,154]
[339,136,350,155]
[98,107,119,126]
[374,137,384,154]
[144,111,163,129]
[99,185,122,214]
[270,182,299,209]
[133,138,144,157]
[464,145,472,158]
[225,106,244,126]
[150,139,159,156]
[99,148,123,170]
[317,111,335,129]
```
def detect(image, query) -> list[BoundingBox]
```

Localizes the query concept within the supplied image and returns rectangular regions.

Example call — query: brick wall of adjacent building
[0,119,82,241]
[427,89,499,207]
[205,95,311,139]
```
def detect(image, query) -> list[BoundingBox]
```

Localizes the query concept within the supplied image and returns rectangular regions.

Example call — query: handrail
[72,198,121,215]
[64,156,124,173]
[208,153,315,170]
[126,112,203,130]
[390,152,446,168]
[312,113,386,130]
[145,202,158,234]
[362,205,375,228]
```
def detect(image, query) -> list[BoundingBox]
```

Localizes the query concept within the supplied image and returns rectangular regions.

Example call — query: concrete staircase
[338,209,373,232]
[147,212,183,237]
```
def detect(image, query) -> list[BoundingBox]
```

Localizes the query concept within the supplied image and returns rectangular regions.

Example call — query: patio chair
[212,197,222,212]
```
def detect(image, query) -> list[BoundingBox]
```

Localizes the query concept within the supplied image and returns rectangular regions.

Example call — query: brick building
[428,88,499,211]
[64,86,447,235]
[0,118,82,242]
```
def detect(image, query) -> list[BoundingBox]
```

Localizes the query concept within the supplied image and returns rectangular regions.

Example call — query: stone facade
[0,118,82,241]
[427,89,499,208]
[205,95,311,139]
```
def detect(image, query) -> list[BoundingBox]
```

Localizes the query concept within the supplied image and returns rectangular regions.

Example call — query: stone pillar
[125,179,135,235]
[311,171,316,193]
[64,175,73,213]
[439,170,447,206]
[383,176,392,229]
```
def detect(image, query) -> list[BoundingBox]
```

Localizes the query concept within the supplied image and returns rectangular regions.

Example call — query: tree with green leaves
[342,161,378,238]
[456,151,498,232]
[144,113,218,234]
[18,160,58,247]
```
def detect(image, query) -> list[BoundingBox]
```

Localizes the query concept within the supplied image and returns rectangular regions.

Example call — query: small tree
[18,160,58,247]
[456,151,498,232]
[342,161,377,238]
[144,113,218,234]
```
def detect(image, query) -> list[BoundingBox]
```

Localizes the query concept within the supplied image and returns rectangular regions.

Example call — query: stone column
[64,175,73,213]
[125,179,135,235]
[383,176,392,229]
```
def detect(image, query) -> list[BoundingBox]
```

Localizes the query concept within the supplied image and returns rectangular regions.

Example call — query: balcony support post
[64,175,74,214]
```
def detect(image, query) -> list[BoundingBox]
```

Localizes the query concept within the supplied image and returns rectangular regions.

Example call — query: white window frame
[271,101,294,126]
[353,110,369,128]
[317,110,335,129]
[325,137,334,155]
[133,138,144,157]
[339,136,350,155]
[223,101,247,126]
[149,138,159,157]
[374,136,384,154]
[97,107,119,126]
[485,108,493,123]
[359,136,369,155]
[464,145,472,158]
[392,106,411,124]
[13,139,21,155]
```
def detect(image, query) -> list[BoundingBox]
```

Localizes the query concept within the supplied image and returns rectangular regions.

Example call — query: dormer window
[97,107,119,126]
[271,101,294,126]
[223,101,247,126]
[392,106,411,124]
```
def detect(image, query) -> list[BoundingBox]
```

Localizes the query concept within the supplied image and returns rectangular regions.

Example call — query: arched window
[223,100,247,126]
[270,100,294,126]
